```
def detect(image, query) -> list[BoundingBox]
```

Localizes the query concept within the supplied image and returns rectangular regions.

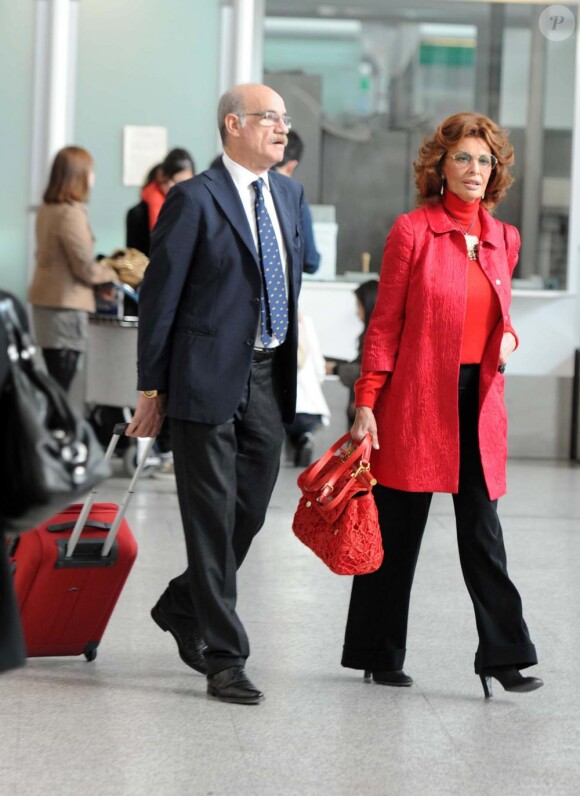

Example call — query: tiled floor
[1,429,580,794]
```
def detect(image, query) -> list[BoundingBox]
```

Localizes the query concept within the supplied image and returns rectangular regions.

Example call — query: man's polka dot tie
[252,178,289,347]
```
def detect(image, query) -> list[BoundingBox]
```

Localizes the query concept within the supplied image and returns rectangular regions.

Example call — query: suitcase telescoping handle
[65,424,156,559]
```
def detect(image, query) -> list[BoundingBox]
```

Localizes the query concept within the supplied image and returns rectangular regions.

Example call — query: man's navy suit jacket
[137,162,304,425]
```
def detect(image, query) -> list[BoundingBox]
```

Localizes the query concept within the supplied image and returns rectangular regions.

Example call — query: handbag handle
[0,297,46,407]
[299,433,371,487]
[315,460,376,516]
[0,298,74,426]
[0,299,35,359]
[297,432,374,502]
[0,301,25,369]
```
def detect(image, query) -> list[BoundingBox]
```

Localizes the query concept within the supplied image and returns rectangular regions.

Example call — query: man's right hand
[351,406,379,450]
[126,394,167,438]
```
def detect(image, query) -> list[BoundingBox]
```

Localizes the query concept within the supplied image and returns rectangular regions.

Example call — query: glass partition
[264,2,577,290]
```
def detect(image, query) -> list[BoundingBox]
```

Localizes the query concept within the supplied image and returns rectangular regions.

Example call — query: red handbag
[292,433,383,575]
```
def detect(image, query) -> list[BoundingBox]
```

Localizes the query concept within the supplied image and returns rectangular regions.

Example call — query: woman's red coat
[362,202,520,500]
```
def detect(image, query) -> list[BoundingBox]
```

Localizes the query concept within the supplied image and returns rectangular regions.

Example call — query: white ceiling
[265,0,538,26]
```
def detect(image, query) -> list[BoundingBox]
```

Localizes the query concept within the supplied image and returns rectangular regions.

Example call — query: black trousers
[162,352,284,675]
[285,412,322,444]
[155,416,172,455]
[342,365,537,675]
[42,348,80,394]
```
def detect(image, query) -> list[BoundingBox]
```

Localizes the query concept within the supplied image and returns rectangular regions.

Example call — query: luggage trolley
[85,315,158,476]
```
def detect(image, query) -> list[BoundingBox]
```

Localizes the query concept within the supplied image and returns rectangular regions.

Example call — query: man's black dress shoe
[480,666,543,699]
[364,669,414,686]
[207,666,264,705]
[151,600,207,675]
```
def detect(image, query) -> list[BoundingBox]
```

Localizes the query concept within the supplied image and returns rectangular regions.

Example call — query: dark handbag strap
[0,298,75,423]
[0,298,33,363]
[0,298,34,351]
[0,298,37,399]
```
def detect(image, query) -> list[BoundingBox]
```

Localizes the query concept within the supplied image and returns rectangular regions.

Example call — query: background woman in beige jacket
[28,146,117,392]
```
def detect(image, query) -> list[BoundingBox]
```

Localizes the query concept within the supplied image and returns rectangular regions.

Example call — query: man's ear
[224,112,243,138]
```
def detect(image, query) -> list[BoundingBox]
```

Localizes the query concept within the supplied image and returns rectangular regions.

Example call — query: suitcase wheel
[84,642,99,662]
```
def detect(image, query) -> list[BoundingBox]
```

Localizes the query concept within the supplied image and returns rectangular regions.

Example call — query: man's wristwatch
[141,390,165,398]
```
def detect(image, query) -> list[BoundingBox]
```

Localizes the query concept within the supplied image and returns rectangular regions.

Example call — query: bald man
[127,84,304,704]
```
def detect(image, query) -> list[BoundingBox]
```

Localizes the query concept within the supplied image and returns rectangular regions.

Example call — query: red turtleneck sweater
[445,190,499,363]
[355,191,513,409]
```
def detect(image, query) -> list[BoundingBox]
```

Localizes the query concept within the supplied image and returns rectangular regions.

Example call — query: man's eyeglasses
[242,111,292,129]
[449,151,498,169]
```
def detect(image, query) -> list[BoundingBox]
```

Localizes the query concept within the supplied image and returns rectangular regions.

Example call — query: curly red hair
[414,112,514,212]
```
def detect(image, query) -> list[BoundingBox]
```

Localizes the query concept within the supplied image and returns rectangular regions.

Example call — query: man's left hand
[126,394,167,438]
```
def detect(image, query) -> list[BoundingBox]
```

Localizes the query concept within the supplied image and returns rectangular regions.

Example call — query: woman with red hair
[342,113,543,699]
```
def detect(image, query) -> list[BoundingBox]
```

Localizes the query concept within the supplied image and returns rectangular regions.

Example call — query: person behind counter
[342,112,543,699]
[127,148,196,256]
[28,147,117,393]
[285,310,331,467]
[273,130,320,275]
[325,279,378,427]
[125,163,161,257]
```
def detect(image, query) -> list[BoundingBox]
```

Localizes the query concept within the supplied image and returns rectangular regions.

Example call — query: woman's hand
[499,331,517,365]
[351,406,379,450]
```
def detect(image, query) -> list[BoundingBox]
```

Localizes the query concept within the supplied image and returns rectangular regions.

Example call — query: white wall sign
[123,125,168,187]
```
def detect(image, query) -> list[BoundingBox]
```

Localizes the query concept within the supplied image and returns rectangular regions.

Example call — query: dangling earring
[440,177,445,196]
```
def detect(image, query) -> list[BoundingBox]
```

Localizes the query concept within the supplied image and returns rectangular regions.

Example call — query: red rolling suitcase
[10,424,155,661]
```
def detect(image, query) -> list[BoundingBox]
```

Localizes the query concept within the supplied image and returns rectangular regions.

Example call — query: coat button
[495,279,501,285]
[245,338,254,347]
[251,297,260,305]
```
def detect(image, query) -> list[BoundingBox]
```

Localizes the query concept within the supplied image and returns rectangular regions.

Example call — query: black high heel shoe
[480,666,543,699]
[363,669,413,687]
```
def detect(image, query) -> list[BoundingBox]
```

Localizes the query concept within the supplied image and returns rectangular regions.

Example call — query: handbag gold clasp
[351,461,370,479]
[339,442,356,462]
[351,461,377,487]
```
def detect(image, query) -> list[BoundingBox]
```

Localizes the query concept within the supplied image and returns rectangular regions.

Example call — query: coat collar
[203,163,258,264]
[423,201,504,249]
[202,163,296,268]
